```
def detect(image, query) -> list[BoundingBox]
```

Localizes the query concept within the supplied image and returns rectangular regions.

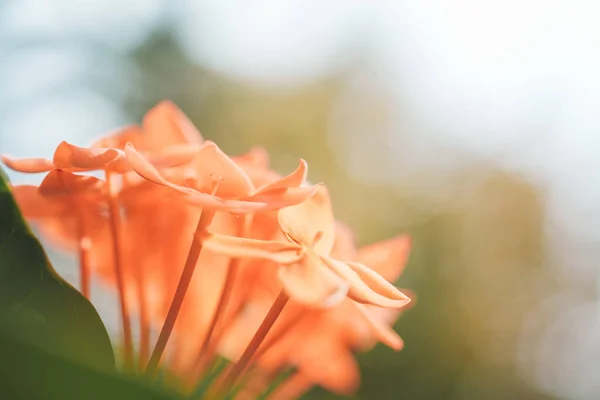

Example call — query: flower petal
[12,185,66,217]
[321,256,410,308]
[268,373,313,400]
[38,170,103,196]
[278,254,349,308]
[143,100,203,148]
[353,302,404,351]
[147,144,202,168]
[357,235,412,282]
[198,231,303,264]
[246,184,322,210]
[125,143,267,212]
[53,141,128,172]
[278,185,335,255]
[331,221,358,260]
[297,344,360,395]
[189,141,255,198]
[254,159,308,193]
[124,143,173,186]
[345,261,411,304]
[234,146,270,169]
[1,155,53,173]
[90,125,144,150]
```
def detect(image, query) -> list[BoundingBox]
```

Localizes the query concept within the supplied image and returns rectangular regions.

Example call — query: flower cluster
[3,101,414,399]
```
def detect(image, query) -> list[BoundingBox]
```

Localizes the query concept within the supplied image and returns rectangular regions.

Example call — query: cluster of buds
[3,101,414,399]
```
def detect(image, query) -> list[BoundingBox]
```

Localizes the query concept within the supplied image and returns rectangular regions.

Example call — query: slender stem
[217,290,290,395]
[106,171,134,370]
[251,309,307,364]
[145,209,216,377]
[192,215,252,376]
[190,261,257,380]
[78,237,91,299]
[208,270,258,351]
[138,273,150,371]
[192,258,240,372]
[73,207,91,299]
[234,309,307,388]
[59,168,90,300]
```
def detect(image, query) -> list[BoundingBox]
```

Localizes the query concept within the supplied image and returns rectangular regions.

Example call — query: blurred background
[2,1,600,399]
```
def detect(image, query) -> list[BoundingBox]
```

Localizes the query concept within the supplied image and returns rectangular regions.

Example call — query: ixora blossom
[199,186,411,309]
[2,99,416,400]
[191,186,412,395]
[123,139,323,376]
[216,226,414,398]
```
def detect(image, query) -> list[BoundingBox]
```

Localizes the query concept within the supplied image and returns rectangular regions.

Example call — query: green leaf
[0,329,184,400]
[0,167,115,371]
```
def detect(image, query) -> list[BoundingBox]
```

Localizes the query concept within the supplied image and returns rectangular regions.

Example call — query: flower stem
[74,209,90,299]
[250,309,306,364]
[145,209,216,377]
[193,258,240,371]
[78,238,91,299]
[192,215,252,375]
[106,171,133,370]
[138,275,150,371]
[234,309,307,387]
[217,290,290,395]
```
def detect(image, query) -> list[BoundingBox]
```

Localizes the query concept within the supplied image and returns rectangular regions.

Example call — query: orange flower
[217,223,413,396]
[91,100,203,151]
[124,140,320,213]
[125,135,322,376]
[200,186,411,309]
[12,170,105,250]
[3,101,202,175]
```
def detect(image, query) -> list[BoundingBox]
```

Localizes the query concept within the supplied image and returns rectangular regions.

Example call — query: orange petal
[53,141,128,172]
[298,346,360,395]
[143,100,203,148]
[198,231,303,264]
[331,221,358,260]
[2,155,53,173]
[12,185,66,217]
[345,261,411,304]
[254,159,307,193]
[268,373,313,400]
[189,141,255,198]
[234,146,270,169]
[278,254,349,307]
[124,143,172,185]
[278,185,335,255]
[357,235,412,282]
[90,125,144,150]
[125,143,266,212]
[147,144,202,168]
[321,256,410,308]
[353,302,404,351]
[246,184,322,210]
[38,170,103,196]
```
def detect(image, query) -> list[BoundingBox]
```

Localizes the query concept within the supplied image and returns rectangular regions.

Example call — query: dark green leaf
[0,167,115,371]
[0,329,184,400]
